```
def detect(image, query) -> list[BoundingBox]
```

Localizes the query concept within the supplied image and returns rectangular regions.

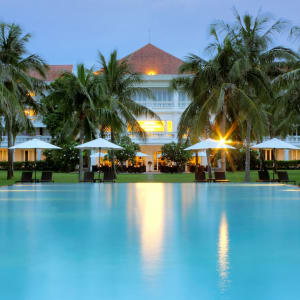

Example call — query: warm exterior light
[26,91,35,97]
[147,70,156,75]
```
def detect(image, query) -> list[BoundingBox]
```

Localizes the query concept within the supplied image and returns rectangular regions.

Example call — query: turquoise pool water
[0,183,299,299]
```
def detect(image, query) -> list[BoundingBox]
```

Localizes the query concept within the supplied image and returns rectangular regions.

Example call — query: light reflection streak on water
[218,212,230,291]
[132,183,165,278]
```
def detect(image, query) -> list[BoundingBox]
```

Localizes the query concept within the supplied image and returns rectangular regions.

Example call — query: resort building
[0,44,299,168]
[0,65,73,162]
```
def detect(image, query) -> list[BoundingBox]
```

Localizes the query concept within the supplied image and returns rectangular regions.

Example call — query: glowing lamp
[147,70,156,75]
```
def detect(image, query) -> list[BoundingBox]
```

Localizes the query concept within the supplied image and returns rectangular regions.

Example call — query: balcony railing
[0,135,51,147]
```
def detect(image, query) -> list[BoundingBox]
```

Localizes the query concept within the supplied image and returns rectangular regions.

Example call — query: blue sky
[2,0,300,67]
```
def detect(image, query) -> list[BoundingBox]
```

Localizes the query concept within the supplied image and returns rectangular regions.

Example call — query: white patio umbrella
[185,138,235,151]
[10,139,61,182]
[251,138,299,180]
[185,138,235,177]
[76,138,123,180]
[136,151,149,157]
[90,152,107,158]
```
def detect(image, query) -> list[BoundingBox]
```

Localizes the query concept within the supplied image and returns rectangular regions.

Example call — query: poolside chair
[103,168,115,182]
[214,171,230,183]
[16,171,34,183]
[82,171,96,183]
[40,171,54,183]
[195,170,207,182]
[277,171,296,185]
[257,170,270,182]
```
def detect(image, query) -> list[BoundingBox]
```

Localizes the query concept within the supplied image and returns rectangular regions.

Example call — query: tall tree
[96,50,159,174]
[44,64,98,180]
[222,10,298,180]
[172,29,261,177]
[0,22,47,179]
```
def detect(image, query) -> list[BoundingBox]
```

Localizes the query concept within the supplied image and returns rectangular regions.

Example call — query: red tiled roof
[29,65,73,81]
[121,44,183,75]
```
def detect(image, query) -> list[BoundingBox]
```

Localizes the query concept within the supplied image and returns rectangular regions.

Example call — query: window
[133,88,174,108]
[131,120,173,132]
[178,91,191,107]
[24,109,36,117]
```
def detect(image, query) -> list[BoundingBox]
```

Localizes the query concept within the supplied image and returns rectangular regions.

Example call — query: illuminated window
[138,121,165,132]
[24,109,36,117]
[129,120,173,133]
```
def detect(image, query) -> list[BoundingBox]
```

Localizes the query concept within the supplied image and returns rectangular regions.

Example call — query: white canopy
[251,138,299,150]
[90,152,107,158]
[192,151,207,157]
[136,152,149,157]
[185,138,235,151]
[75,138,123,150]
[9,139,61,150]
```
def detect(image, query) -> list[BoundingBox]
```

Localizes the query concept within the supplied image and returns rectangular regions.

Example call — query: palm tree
[95,50,159,174]
[44,64,98,181]
[172,29,262,177]
[0,22,48,179]
[215,9,298,181]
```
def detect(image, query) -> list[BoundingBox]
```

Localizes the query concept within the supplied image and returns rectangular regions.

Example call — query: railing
[285,136,300,143]
[0,135,51,147]
[129,132,177,142]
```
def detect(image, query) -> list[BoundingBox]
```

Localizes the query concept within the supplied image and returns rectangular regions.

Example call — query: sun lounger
[277,171,296,185]
[214,171,230,182]
[40,171,54,183]
[82,171,96,183]
[257,170,270,182]
[16,171,34,183]
[103,168,115,182]
[195,170,207,182]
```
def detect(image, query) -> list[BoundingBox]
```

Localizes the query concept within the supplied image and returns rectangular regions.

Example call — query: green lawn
[1,170,300,186]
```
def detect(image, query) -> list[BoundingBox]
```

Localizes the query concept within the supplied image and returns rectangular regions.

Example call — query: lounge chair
[40,171,54,183]
[257,170,270,182]
[82,171,96,183]
[103,168,115,182]
[277,171,296,185]
[195,170,207,182]
[16,171,34,183]
[214,171,230,183]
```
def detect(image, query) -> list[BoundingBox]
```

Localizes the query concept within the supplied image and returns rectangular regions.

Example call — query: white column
[173,91,179,108]
[284,150,289,161]
[37,149,42,161]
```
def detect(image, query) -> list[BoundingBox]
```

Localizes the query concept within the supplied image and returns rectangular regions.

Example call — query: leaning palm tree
[44,64,98,181]
[95,50,159,174]
[216,9,298,181]
[172,30,262,175]
[0,22,48,179]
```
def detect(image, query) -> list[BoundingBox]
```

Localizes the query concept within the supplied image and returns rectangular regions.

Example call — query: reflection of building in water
[131,183,165,277]
[218,212,230,289]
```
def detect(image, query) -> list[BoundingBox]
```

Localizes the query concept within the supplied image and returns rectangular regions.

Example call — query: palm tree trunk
[110,129,116,179]
[244,120,251,182]
[206,149,212,179]
[221,103,227,172]
[79,125,84,182]
[7,118,14,180]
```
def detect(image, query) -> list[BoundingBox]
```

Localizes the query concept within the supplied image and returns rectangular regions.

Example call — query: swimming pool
[0,183,299,299]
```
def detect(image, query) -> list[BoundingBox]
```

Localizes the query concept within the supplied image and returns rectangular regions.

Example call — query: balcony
[0,135,51,148]
[130,132,177,145]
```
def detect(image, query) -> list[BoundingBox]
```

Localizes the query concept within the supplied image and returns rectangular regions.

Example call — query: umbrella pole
[98,147,101,182]
[34,148,37,183]
[273,148,276,182]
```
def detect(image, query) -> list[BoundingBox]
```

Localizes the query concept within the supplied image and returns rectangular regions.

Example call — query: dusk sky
[2,0,300,67]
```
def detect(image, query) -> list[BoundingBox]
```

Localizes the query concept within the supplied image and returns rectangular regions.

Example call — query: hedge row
[264,160,300,169]
[0,161,57,171]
